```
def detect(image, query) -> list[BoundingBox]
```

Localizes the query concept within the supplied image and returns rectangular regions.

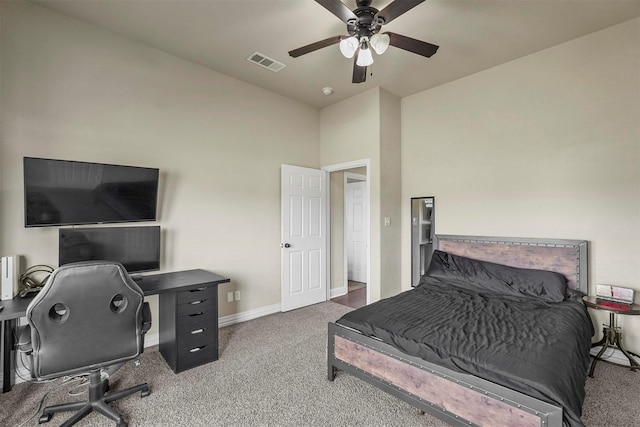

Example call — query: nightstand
[583,295,640,377]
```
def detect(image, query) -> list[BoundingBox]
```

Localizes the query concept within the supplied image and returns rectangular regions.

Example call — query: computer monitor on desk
[59,226,161,274]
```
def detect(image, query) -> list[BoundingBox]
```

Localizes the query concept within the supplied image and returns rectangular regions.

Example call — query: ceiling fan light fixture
[289,0,439,84]
[370,33,390,55]
[339,36,359,58]
[356,39,374,67]
[356,48,374,67]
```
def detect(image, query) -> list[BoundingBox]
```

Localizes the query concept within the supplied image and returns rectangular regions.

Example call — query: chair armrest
[141,302,152,335]
[16,325,33,354]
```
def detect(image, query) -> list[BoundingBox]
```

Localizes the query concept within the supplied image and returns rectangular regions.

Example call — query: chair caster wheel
[141,388,150,398]
[39,413,52,424]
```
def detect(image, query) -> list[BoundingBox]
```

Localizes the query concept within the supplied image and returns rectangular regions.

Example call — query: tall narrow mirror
[411,197,435,286]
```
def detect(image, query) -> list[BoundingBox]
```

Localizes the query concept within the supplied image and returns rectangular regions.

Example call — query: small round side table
[583,295,640,377]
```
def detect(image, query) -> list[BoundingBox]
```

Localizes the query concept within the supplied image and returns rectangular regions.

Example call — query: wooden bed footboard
[328,322,563,427]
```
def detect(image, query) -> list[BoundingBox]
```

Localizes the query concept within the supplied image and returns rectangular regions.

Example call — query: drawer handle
[190,300,204,305]
[190,287,207,293]
[190,328,205,335]
[190,346,206,353]
[188,312,204,317]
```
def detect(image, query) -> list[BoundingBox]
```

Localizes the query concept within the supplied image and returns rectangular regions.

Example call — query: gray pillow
[422,250,568,303]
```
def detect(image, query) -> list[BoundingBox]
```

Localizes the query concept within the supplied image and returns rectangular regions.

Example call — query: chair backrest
[26,261,144,380]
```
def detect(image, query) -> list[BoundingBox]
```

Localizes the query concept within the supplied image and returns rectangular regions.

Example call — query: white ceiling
[32,0,640,109]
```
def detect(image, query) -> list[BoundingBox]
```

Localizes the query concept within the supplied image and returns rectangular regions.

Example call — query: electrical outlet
[227,292,234,303]
[234,291,241,301]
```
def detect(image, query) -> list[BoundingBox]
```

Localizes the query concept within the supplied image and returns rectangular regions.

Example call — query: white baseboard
[144,332,159,348]
[218,303,281,328]
[4,302,282,387]
[330,286,347,299]
[591,346,640,366]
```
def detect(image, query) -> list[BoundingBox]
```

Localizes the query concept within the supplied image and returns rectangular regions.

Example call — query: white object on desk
[1,256,20,301]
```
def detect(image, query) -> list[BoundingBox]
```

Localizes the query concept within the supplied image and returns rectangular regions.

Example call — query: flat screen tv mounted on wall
[59,226,161,274]
[24,157,159,227]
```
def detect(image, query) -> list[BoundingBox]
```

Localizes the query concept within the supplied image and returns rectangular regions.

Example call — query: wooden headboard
[434,235,588,294]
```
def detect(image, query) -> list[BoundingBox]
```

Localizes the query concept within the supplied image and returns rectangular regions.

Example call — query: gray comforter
[337,252,593,427]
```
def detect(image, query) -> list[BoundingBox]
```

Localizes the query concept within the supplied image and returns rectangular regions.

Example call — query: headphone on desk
[19,264,54,292]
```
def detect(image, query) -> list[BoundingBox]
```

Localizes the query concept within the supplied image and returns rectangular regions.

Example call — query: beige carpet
[1,301,638,426]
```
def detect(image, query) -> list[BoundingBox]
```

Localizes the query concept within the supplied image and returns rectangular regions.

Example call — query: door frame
[322,159,371,305]
[344,172,367,287]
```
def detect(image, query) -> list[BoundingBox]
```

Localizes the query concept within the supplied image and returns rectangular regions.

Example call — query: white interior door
[345,178,367,283]
[281,164,327,312]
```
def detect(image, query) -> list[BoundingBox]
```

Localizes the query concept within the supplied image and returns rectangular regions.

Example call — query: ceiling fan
[288,0,439,84]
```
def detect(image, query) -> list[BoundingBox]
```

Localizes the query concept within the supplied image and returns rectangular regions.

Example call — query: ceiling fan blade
[352,58,367,84]
[386,32,439,58]
[316,0,357,24]
[288,35,342,58]
[374,0,425,25]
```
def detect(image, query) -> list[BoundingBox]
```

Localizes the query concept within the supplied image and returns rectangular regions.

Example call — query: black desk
[136,269,230,374]
[0,269,229,393]
[0,296,34,392]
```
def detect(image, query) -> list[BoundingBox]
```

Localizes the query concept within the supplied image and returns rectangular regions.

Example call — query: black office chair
[19,261,152,427]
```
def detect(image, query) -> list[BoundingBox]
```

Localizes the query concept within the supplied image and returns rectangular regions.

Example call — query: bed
[328,235,593,427]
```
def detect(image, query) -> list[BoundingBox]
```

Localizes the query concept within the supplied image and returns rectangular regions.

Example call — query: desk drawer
[176,342,217,372]
[177,327,217,351]
[178,299,215,317]
[176,310,217,334]
[177,286,217,304]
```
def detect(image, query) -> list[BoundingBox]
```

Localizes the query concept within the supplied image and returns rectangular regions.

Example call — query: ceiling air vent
[247,51,286,72]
